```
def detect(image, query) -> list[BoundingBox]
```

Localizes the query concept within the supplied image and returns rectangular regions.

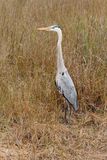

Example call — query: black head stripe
[52,25,61,29]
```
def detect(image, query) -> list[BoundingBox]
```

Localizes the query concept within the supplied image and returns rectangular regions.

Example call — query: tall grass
[0,0,107,159]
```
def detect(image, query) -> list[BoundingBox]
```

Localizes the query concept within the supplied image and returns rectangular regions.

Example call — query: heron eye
[62,72,64,75]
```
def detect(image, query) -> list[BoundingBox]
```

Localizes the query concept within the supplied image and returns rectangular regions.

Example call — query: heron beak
[37,27,50,31]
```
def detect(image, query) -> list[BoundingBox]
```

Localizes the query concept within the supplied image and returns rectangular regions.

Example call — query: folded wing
[56,71,78,111]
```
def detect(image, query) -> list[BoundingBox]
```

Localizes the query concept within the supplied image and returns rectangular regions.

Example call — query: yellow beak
[37,27,49,31]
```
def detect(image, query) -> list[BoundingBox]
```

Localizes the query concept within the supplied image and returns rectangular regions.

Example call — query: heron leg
[66,100,72,122]
[64,105,68,123]
[64,100,69,123]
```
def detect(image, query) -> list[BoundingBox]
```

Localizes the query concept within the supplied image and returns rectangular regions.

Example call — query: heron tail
[73,99,79,112]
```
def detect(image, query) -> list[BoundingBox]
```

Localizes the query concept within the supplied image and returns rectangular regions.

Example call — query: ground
[0,110,107,160]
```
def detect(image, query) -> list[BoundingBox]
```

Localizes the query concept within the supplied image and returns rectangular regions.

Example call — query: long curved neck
[56,29,66,73]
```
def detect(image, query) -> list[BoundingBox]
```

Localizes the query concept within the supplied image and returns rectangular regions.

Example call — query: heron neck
[56,30,66,73]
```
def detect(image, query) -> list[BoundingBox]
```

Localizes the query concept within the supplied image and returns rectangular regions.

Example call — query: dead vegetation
[0,0,107,159]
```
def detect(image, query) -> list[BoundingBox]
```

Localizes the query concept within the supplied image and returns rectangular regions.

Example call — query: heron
[38,24,78,122]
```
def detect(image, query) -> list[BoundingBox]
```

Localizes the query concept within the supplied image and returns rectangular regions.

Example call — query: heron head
[37,24,61,32]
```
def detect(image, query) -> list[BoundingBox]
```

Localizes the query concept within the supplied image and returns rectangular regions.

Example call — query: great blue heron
[38,24,78,122]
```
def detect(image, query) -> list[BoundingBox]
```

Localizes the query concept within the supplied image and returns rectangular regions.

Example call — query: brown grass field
[0,0,107,159]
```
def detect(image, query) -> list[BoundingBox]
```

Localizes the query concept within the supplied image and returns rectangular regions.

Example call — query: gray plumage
[56,70,78,112]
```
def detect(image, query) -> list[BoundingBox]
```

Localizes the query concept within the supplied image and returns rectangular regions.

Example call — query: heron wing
[56,71,78,108]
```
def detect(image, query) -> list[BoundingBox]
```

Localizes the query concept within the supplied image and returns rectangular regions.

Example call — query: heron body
[56,69,78,111]
[38,25,78,121]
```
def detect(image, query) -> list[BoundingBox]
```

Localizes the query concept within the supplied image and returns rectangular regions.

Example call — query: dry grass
[0,0,107,159]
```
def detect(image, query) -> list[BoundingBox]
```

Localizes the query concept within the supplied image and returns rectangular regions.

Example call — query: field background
[0,0,107,159]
